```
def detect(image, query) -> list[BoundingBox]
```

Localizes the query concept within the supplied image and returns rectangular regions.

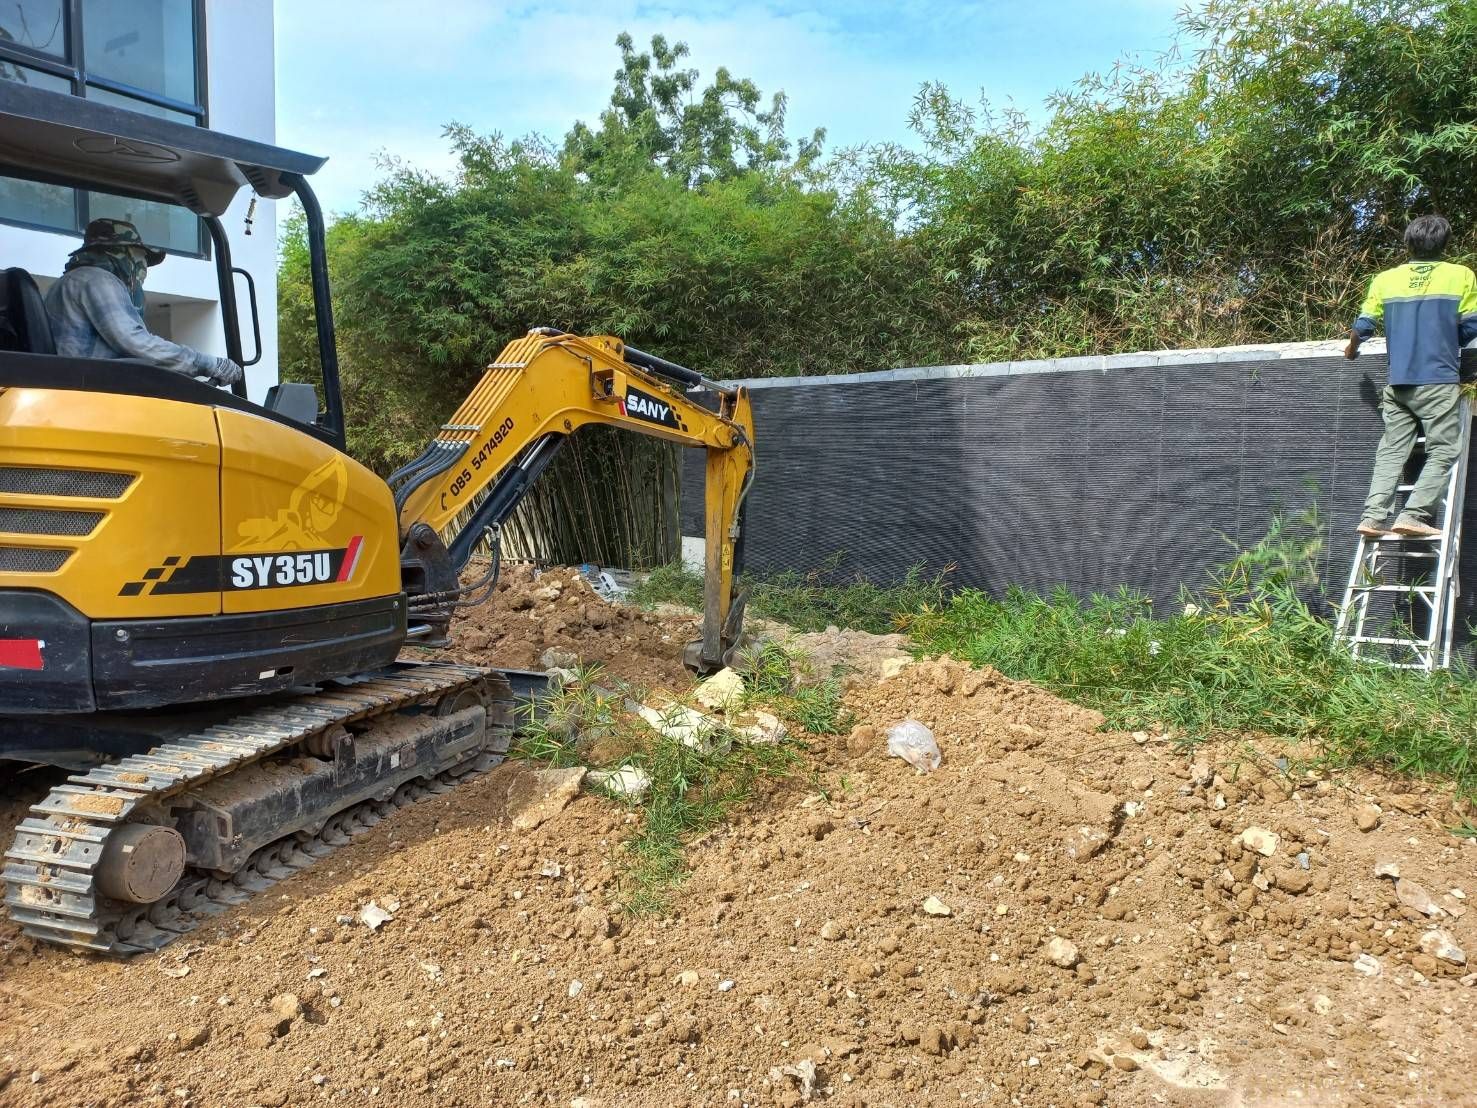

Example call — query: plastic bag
[886,718,941,772]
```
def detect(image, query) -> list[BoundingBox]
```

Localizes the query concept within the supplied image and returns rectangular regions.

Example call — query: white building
[0,0,278,398]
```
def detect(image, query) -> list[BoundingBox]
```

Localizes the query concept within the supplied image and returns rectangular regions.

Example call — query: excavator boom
[392,329,755,670]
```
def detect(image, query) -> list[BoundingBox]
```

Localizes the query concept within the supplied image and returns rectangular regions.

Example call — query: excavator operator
[44,217,243,386]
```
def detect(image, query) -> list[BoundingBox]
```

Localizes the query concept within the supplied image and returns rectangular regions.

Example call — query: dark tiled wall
[682,352,1477,639]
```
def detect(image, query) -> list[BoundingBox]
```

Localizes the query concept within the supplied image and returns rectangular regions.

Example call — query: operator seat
[0,268,56,355]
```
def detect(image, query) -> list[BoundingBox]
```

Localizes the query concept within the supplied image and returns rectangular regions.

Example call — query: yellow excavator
[0,86,754,952]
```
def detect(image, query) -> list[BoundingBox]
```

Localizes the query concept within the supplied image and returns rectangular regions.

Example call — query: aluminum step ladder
[1334,398,1473,671]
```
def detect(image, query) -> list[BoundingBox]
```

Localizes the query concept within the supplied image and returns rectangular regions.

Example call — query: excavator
[0,85,754,953]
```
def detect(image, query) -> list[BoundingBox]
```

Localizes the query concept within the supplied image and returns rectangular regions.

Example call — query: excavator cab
[0,82,346,438]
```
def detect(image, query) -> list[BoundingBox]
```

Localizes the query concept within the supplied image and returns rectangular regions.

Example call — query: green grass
[906,517,1477,798]
[631,557,949,634]
[510,661,805,916]
[618,733,799,915]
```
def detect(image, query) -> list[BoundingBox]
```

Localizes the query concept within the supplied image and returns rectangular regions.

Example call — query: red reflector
[0,638,43,670]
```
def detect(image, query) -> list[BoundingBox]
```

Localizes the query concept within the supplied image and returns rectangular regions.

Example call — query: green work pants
[1361,382,1465,525]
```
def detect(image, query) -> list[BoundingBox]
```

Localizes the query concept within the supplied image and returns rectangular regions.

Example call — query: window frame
[0,0,209,256]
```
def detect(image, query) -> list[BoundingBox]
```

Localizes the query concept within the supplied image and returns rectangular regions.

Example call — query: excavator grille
[0,466,134,498]
[0,546,71,573]
[0,507,105,537]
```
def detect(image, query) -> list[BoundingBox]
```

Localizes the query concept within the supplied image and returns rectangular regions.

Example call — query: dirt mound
[439,563,696,692]
[1,638,1474,1106]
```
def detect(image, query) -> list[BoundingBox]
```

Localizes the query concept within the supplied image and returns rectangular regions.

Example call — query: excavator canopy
[0,82,324,215]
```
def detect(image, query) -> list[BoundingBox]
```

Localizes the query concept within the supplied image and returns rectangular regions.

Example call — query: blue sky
[275,0,1189,215]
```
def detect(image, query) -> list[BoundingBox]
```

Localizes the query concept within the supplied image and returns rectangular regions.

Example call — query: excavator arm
[389,329,755,672]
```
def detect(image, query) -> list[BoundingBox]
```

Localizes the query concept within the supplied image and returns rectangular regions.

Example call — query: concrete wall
[1,0,279,400]
[681,338,1477,636]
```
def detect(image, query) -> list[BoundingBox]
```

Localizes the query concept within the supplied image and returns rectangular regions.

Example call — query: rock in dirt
[539,647,579,671]
[1396,879,1445,918]
[820,920,847,941]
[584,765,651,802]
[922,895,952,917]
[733,709,788,745]
[575,906,613,940]
[1355,803,1382,832]
[771,1058,818,1101]
[1240,826,1280,857]
[358,901,394,931]
[1374,860,1401,880]
[508,766,586,831]
[637,702,725,753]
[1045,937,1081,968]
[1418,929,1467,965]
[693,667,745,711]
[1352,953,1382,977]
[1063,824,1111,862]
[174,1025,210,1052]
[846,724,876,755]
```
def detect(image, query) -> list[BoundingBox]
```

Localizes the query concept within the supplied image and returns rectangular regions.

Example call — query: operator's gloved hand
[204,357,244,387]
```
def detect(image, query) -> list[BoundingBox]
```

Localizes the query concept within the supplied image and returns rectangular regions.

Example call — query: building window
[0,0,207,256]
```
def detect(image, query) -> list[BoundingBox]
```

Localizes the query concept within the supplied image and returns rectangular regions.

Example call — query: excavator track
[3,661,519,955]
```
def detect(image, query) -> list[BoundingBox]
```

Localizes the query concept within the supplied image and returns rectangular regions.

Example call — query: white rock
[538,645,576,670]
[539,861,563,879]
[718,979,736,992]
[1353,953,1382,977]
[675,970,700,987]
[1045,937,1080,969]
[772,1059,817,1101]
[1240,827,1280,857]
[1212,794,1226,811]
[693,667,746,711]
[734,709,788,745]
[359,901,394,931]
[568,980,584,998]
[1374,860,1401,880]
[638,702,726,753]
[921,895,952,917]
[1312,994,1333,1015]
[1396,879,1446,918]
[1418,929,1467,966]
[584,765,652,802]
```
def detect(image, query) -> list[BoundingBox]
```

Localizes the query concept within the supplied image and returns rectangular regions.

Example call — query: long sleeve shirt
[1352,259,1477,385]
[44,265,231,378]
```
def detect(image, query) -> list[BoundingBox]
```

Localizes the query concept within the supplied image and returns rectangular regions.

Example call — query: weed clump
[631,557,949,634]
[907,518,1477,797]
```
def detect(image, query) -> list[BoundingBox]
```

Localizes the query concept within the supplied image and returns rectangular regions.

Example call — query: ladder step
[1350,584,1437,594]
[1350,635,1437,647]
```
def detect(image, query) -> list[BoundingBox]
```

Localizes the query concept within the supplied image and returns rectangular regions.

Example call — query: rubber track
[2,661,504,954]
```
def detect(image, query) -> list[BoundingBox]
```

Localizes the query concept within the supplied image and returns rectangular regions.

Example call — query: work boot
[1356,520,1391,538]
[1391,516,1441,539]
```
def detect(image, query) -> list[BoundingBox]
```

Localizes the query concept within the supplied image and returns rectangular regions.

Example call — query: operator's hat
[74,217,166,266]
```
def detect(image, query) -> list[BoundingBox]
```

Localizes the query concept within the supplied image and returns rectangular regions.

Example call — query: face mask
[66,245,148,310]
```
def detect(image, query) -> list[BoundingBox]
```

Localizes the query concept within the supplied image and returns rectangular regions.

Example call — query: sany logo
[622,385,681,429]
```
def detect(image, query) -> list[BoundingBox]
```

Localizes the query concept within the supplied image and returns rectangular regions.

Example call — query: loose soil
[440,563,695,693]
[1,581,1474,1107]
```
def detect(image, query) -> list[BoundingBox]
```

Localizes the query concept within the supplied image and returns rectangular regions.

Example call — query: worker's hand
[1343,330,1361,360]
[207,358,244,387]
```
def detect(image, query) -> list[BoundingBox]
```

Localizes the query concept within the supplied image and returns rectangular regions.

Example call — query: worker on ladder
[1345,214,1477,539]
